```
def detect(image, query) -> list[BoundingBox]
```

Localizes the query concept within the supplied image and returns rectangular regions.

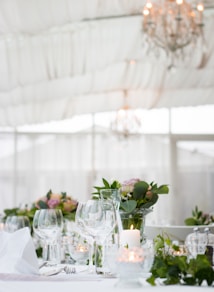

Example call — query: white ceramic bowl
[144,224,214,242]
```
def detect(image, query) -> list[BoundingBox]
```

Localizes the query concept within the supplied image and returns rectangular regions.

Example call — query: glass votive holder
[115,245,154,288]
[67,232,89,265]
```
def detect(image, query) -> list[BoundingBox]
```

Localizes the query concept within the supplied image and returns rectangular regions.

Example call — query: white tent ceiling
[0,0,214,127]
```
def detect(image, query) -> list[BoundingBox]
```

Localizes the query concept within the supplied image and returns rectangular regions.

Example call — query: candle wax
[120,229,140,248]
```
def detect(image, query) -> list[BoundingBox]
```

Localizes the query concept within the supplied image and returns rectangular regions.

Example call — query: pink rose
[63,200,78,212]
[145,191,153,199]
[47,198,60,208]
[50,193,62,200]
[121,178,141,193]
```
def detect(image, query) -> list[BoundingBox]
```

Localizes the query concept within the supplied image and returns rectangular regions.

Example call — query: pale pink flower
[50,193,62,200]
[63,200,78,212]
[121,178,140,193]
[47,198,60,208]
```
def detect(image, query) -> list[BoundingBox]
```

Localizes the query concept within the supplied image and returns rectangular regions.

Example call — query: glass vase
[119,208,152,246]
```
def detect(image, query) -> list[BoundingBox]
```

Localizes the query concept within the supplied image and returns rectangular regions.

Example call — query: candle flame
[176,0,183,5]
[130,224,134,230]
[197,3,204,12]
[143,8,149,16]
[146,2,152,9]
[128,251,135,262]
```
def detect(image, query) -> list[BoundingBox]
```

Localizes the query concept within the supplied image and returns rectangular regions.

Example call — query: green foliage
[133,181,149,200]
[147,234,214,286]
[92,178,121,197]
[120,200,137,213]
[93,177,169,214]
[184,205,214,226]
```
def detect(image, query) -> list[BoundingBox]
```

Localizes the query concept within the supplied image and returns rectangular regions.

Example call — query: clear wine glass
[37,209,64,265]
[5,215,30,233]
[67,228,90,265]
[32,210,48,261]
[75,199,106,273]
[95,199,118,274]
[100,189,122,243]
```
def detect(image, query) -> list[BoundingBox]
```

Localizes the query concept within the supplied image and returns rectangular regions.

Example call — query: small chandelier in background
[111,90,142,139]
[142,0,206,69]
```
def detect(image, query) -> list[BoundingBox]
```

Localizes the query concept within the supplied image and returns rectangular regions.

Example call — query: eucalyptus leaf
[120,200,137,213]
[133,181,149,200]
[154,185,169,194]
[184,218,197,226]
[142,194,158,208]
[37,200,48,209]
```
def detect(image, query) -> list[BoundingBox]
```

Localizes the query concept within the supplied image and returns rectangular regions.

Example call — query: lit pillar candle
[197,3,204,24]
[120,225,140,248]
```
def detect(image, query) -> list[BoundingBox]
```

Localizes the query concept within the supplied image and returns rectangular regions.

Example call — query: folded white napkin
[0,227,39,275]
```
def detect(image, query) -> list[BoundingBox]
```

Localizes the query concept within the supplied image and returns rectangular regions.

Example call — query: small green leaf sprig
[147,234,214,286]
[185,205,214,226]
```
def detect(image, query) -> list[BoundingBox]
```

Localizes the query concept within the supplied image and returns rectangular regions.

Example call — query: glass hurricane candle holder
[115,245,154,288]
[65,230,89,265]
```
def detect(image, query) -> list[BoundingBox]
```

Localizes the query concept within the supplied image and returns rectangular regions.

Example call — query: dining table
[0,266,213,292]
[1,223,214,292]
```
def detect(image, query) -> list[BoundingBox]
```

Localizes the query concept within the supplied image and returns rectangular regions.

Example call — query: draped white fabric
[0,0,214,126]
[0,129,213,225]
[0,1,214,226]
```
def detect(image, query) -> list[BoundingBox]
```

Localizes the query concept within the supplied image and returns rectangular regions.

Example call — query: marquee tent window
[0,105,213,225]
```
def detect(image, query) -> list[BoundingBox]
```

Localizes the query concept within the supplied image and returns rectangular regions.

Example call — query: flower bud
[145,191,153,200]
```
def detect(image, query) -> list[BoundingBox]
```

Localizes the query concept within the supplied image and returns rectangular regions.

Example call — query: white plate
[144,224,214,242]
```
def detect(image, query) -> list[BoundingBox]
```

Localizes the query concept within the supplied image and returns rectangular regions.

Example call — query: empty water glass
[5,215,30,233]
[34,209,64,265]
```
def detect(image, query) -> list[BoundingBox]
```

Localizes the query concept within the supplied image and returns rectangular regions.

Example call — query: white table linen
[0,228,39,275]
[0,267,213,292]
[0,277,213,292]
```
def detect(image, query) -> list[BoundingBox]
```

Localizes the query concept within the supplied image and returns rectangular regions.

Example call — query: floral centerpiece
[93,177,169,213]
[3,189,78,228]
[3,190,78,257]
[93,178,169,243]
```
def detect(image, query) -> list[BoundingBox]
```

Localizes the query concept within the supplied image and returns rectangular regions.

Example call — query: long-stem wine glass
[5,215,30,233]
[100,189,122,243]
[32,210,48,263]
[95,199,118,274]
[36,209,64,266]
[75,199,106,273]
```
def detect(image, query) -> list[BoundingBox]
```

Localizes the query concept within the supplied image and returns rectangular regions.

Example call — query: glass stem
[88,238,95,273]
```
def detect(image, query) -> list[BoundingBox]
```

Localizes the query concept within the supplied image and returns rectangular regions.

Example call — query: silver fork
[64,266,76,274]
[42,266,76,276]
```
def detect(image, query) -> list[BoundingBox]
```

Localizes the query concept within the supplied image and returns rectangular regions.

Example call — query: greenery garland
[147,234,214,286]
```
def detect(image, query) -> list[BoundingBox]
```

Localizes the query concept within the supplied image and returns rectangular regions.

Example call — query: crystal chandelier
[142,0,205,69]
[111,91,142,139]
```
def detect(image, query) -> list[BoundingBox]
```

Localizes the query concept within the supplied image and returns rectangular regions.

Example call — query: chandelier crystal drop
[142,0,205,69]
[111,91,142,139]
